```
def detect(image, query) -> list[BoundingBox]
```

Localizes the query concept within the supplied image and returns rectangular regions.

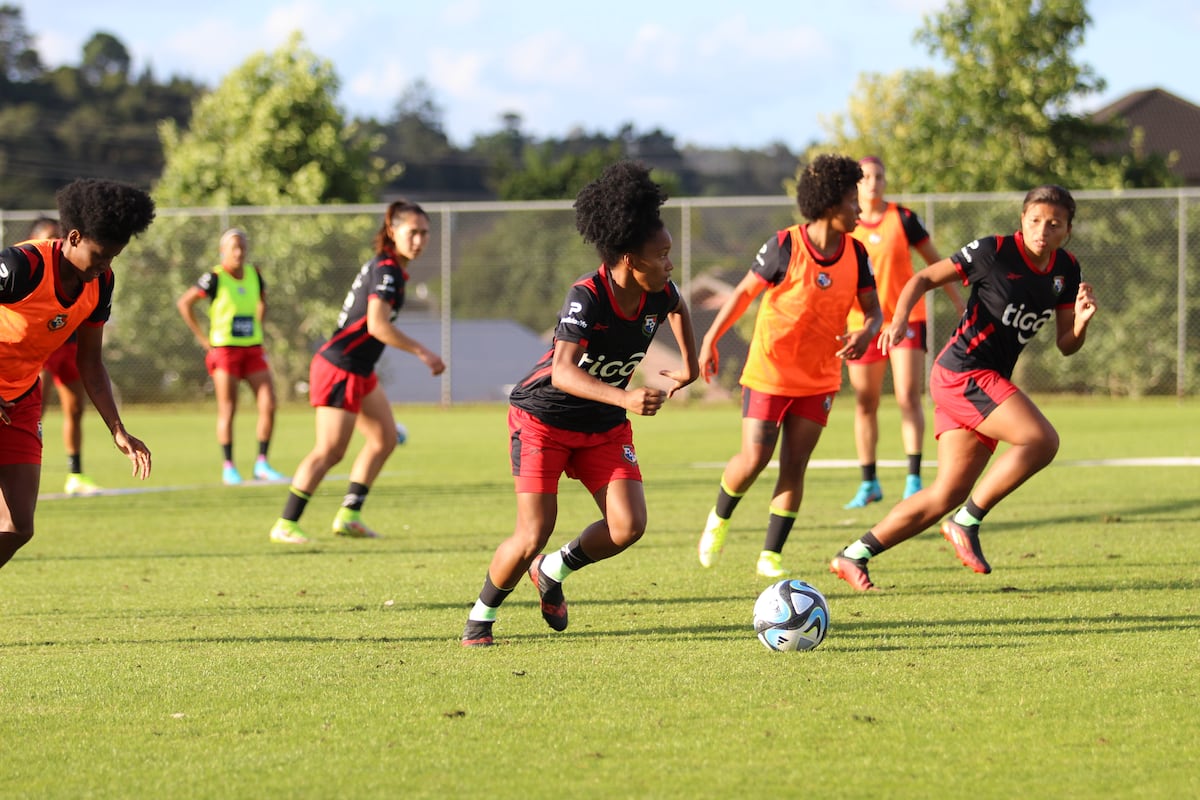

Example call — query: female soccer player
[27,217,105,496]
[177,228,285,485]
[462,160,699,647]
[843,157,964,508]
[696,154,882,579]
[829,185,1098,590]
[267,201,444,544]
[0,179,155,570]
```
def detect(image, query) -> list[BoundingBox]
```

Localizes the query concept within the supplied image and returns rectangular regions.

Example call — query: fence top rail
[3,186,1198,224]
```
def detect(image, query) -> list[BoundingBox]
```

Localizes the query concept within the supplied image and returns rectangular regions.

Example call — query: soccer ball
[753,579,829,652]
[395,421,408,445]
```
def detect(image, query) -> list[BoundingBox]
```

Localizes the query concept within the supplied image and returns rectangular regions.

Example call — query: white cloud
[505,30,589,85]
[440,0,486,26]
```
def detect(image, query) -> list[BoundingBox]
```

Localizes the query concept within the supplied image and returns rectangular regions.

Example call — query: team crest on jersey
[47,313,68,331]
[1053,276,1065,295]
[642,315,658,337]
[823,394,833,412]
[816,273,832,289]
[622,445,637,464]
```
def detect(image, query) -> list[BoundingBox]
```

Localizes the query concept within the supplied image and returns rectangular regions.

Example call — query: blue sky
[22,0,1199,151]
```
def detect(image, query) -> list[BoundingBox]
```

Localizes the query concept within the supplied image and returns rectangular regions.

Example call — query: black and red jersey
[315,253,406,375]
[0,243,114,321]
[509,265,681,433]
[937,232,1081,378]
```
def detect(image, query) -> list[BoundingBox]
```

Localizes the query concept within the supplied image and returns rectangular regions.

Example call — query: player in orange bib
[697,154,883,579]
[0,179,155,571]
[843,157,964,509]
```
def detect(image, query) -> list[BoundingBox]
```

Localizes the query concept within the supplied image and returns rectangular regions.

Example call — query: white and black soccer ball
[753,579,829,652]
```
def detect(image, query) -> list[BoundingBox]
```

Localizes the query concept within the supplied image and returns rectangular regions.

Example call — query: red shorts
[741,388,834,427]
[43,340,80,385]
[847,321,927,366]
[205,345,269,380]
[0,383,43,465]
[308,356,378,413]
[508,406,642,494]
[930,364,1019,453]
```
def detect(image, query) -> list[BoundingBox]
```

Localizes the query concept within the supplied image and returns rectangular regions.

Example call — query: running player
[0,179,155,571]
[26,217,105,496]
[696,154,883,579]
[843,157,964,508]
[830,185,1098,590]
[177,228,285,485]
[461,160,699,647]
[267,200,444,544]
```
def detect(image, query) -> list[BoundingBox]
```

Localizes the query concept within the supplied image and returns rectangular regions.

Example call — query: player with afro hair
[696,153,883,578]
[0,178,155,571]
[462,160,699,646]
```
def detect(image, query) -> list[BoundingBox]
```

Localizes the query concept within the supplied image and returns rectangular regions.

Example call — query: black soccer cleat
[528,554,569,632]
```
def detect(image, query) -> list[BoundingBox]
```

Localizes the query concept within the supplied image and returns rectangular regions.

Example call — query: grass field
[2,397,1198,799]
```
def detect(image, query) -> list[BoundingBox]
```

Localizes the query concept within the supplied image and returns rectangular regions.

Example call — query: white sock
[540,550,573,582]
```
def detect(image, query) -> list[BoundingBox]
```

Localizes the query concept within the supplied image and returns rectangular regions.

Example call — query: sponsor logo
[47,314,68,331]
[1006,272,1023,280]
[816,273,832,289]
[642,315,658,337]
[0,260,8,278]
[622,445,637,465]
[577,351,646,383]
[561,301,587,329]
[1001,302,1053,344]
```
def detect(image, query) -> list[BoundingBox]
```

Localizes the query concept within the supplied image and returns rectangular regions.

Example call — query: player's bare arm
[1056,281,1097,356]
[365,295,445,375]
[662,298,700,397]
[699,271,764,382]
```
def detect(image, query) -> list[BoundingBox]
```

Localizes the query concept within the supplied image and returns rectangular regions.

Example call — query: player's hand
[114,428,152,480]
[835,329,870,360]
[699,342,719,383]
[625,387,667,416]
[878,320,907,356]
[422,351,446,376]
[660,368,698,399]
[1075,282,1097,324]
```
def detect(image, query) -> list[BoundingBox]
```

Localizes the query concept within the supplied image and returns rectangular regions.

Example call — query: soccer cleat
[64,473,102,496]
[269,519,309,544]
[697,508,730,568]
[941,518,991,574]
[903,474,923,499]
[829,550,878,591]
[332,508,381,539]
[461,619,495,648]
[844,479,883,509]
[253,459,286,481]
[756,550,789,579]
[222,463,243,486]
[527,554,568,631]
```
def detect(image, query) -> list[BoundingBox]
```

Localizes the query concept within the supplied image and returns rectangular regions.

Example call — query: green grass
[2,398,1198,799]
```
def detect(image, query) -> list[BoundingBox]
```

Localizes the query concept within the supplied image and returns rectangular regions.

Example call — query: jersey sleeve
[750,231,791,285]
[196,271,217,300]
[1056,251,1083,308]
[0,245,38,303]
[369,260,402,306]
[897,206,931,246]
[85,271,115,325]
[553,281,603,346]
[852,239,877,292]
[949,235,1000,286]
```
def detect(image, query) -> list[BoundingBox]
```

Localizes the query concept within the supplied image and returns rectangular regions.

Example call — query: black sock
[965,497,988,521]
[221,443,233,462]
[67,453,82,474]
[343,482,369,511]
[715,485,743,519]
[258,440,270,458]
[907,454,922,476]
[861,463,877,482]
[762,509,796,554]
[478,574,512,607]
[561,538,595,571]
[281,487,311,522]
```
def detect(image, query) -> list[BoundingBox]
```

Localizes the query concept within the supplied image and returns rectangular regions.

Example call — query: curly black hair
[795,154,862,222]
[56,178,156,246]
[573,161,668,265]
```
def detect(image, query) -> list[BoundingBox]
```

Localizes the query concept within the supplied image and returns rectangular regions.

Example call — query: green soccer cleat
[756,550,789,579]
[269,519,309,545]
[697,508,730,568]
[64,473,102,496]
[332,508,381,539]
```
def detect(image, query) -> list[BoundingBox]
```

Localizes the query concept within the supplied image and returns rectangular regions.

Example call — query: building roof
[1091,88,1200,184]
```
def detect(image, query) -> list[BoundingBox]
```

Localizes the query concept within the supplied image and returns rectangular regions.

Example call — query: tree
[817,0,1175,191]
[80,32,130,88]
[0,4,41,83]
[156,32,384,207]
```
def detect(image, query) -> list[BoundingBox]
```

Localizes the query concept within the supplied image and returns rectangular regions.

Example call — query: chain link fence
[3,187,1196,405]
